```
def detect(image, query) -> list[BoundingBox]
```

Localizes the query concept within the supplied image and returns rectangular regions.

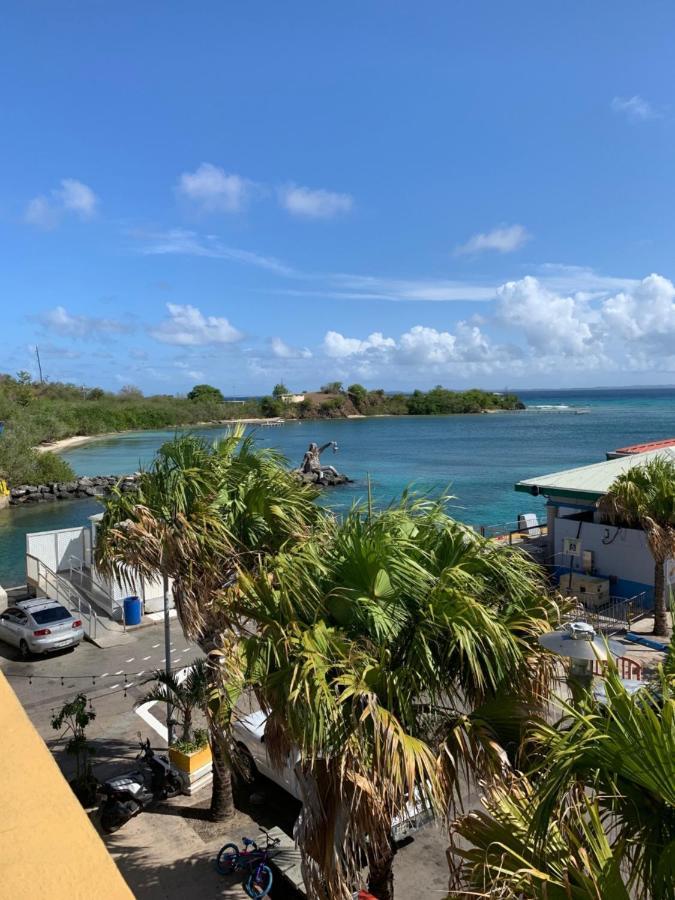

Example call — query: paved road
[2,619,454,898]
[0,617,202,778]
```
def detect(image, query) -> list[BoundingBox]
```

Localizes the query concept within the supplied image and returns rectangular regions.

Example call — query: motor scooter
[98,737,182,833]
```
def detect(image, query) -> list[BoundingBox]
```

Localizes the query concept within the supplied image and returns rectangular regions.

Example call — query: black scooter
[98,737,182,833]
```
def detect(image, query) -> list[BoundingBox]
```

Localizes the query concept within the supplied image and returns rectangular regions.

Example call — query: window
[31,607,71,625]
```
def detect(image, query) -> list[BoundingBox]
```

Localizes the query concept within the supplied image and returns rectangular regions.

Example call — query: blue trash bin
[123,596,142,626]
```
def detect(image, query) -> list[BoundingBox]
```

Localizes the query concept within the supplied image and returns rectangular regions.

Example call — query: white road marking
[143,656,151,660]
[110,683,120,690]
[100,672,109,677]
[181,648,190,653]
[114,670,123,675]
[125,658,135,663]
[151,643,160,648]
[137,671,145,677]
[135,665,190,741]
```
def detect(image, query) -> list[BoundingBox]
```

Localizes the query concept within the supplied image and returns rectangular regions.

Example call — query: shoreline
[35,418,279,455]
[36,408,525,456]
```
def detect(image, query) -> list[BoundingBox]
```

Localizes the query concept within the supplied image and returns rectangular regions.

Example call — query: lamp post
[539,621,623,702]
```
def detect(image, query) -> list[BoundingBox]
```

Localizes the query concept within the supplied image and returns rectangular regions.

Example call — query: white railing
[68,555,124,622]
[561,592,650,634]
[26,553,99,639]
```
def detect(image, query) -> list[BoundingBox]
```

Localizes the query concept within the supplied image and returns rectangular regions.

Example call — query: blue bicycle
[216,829,280,898]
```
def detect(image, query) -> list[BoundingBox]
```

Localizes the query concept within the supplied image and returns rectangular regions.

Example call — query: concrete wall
[553,516,654,599]
[0,672,133,899]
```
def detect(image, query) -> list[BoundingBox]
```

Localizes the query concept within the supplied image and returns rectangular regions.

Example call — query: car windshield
[31,607,71,625]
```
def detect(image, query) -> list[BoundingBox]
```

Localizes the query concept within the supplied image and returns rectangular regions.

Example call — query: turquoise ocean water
[2,388,675,586]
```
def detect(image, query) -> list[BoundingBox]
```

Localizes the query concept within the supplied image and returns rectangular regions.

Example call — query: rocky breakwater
[9,474,139,505]
[294,470,352,487]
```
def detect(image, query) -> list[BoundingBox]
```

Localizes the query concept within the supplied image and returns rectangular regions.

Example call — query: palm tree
[234,497,560,899]
[136,658,209,743]
[451,668,675,899]
[600,456,675,636]
[95,429,321,821]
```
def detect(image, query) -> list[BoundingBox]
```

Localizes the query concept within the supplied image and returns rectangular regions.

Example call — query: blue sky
[3,1,675,394]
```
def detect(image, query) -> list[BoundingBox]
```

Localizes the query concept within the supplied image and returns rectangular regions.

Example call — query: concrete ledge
[263,826,305,895]
[175,759,213,796]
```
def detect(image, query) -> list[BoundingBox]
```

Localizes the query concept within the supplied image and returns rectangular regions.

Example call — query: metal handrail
[26,553,98,639]
[68,554,124,622]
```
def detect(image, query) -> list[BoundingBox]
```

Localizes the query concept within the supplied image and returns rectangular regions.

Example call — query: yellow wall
[0,672,134,899]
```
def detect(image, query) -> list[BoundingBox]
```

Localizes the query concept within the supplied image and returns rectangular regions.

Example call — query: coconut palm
[136,658,209,743]
[234,498,560,899]
[95,428,321,821]
[600,456,675,636]
[451,668,675,899]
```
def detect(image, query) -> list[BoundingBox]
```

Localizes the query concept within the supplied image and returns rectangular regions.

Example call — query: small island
[0,371,523,490]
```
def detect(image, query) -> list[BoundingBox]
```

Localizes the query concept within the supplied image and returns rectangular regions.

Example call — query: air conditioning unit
[566,573,610,609]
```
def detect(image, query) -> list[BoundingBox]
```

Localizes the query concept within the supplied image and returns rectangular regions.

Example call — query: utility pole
[35,346,44,384]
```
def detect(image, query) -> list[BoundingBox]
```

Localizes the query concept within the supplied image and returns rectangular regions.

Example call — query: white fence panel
[26,527,86,574]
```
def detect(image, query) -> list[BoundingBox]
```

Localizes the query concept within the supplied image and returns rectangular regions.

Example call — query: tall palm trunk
[209,718,234,821]
[652,556,668,637]
[367,839,396,900]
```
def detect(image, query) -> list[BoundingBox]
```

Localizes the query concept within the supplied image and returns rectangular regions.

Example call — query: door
[0,609,21,647]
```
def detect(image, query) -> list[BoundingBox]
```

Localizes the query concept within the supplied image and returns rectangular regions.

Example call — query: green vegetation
[0,371,524,486]
[93,432,673,898]
[187,383,225,402]
[51,693,98,806]
[0,372,259,486]
[95,430,321,822]
[452,669,675,899]
[136,659,210,744]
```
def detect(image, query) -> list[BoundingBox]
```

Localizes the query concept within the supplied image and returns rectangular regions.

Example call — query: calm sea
[2,388,675,586]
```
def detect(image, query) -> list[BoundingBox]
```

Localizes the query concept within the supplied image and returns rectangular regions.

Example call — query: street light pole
[162,573,174,746]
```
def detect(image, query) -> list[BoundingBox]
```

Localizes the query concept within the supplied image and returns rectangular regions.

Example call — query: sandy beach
[35,418,279,455]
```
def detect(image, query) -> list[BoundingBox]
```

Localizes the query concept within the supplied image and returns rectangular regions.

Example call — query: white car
[0,598,84,658]
[233,709,433,841]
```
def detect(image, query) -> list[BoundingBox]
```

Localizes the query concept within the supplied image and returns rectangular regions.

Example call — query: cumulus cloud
[24,179,98,229]
[323,331,396,358]
[496,276,595,357]
[611,95,661,122]
[279,184,353,219]
[150,303,243,346]
[36,306,130,339]
[271,337,312,359]
[455,224,530,256]
[176,163,258,213]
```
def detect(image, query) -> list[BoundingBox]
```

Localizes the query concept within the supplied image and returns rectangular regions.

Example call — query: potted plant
[136,659,213,776]
[50,693,98,807]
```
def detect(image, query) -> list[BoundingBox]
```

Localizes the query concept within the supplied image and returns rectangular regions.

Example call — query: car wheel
[236,744,258,784]
[19,640,31,660]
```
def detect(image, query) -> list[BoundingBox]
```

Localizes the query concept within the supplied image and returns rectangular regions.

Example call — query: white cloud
[455,224,531,256]
[150,303,243,346]
[601,273,675,344]
[323,330,396,358]
[36,306,129,338]
[496,276,595,357]
[279,184,353,219]
[271,337,312,359]
[176,163,257,213]
[611,95,661,122]
[58,179,98,217]
[135,229,295,276]
[24,179,99,228]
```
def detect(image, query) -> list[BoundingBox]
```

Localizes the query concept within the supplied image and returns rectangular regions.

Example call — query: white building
[515,444,675,606]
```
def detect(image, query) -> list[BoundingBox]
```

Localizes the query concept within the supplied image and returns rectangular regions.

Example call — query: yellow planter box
[169,744,212,774]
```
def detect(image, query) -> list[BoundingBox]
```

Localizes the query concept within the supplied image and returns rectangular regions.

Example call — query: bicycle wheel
[216,843,240,875]
[246,863,273,898]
